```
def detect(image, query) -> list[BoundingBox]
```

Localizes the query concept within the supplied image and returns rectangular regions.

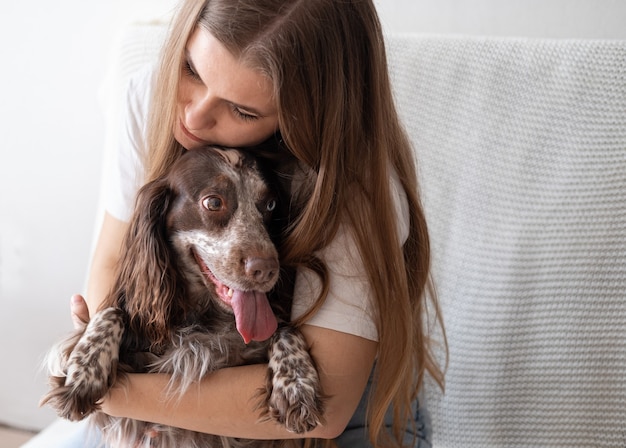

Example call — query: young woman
[66,0,446,446]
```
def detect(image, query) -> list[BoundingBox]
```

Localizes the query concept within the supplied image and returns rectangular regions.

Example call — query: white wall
[0,1,177,431]
[374,0,626,38]
[0,0,624,433]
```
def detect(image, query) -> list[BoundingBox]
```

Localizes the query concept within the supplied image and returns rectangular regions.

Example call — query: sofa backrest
[105,25,626,447]
[387,35,626,447]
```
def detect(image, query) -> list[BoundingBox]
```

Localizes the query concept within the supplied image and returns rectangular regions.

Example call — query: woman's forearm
[102,326,377,441]
[103,365,335,440]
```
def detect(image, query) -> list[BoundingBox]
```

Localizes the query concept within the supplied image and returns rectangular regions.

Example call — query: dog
[41,146,324,448]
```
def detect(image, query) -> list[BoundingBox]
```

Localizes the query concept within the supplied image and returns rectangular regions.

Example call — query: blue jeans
[335,371,432,448]
[20,419,101,448]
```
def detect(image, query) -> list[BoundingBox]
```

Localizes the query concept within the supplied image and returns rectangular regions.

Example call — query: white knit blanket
[387,35,626,448]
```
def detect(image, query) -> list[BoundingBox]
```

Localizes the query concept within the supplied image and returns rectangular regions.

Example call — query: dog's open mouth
[192,249,277,344]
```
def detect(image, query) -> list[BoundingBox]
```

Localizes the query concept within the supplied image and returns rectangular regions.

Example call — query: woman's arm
[84,212,128,315]
[102,325,377,440]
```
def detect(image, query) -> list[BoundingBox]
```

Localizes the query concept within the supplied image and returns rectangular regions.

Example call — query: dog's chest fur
[119,299,270,375]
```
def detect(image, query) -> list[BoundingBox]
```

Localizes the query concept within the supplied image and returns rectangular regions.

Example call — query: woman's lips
[180,121,209,144]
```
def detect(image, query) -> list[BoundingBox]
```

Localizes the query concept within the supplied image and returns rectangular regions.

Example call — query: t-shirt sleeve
[290,169,410,341]
[102,68,153,222]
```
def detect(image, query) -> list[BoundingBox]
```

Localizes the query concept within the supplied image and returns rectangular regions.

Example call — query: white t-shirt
[103,69,410,342]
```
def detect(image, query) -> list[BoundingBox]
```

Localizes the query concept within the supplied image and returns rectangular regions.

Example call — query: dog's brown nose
[245,257,279,283]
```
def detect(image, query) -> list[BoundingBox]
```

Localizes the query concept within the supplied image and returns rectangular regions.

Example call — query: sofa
[26,24,626,447]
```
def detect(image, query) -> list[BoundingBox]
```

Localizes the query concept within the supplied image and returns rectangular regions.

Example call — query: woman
[69,0,445,446]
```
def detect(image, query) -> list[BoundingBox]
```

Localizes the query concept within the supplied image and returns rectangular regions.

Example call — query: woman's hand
[70,293,90,330]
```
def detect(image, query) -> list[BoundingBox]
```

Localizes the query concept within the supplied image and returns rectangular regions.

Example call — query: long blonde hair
[146,1,446,446]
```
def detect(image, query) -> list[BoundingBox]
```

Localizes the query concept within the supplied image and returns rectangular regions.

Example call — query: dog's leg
[41,307,124,421]
[264,325,325,434]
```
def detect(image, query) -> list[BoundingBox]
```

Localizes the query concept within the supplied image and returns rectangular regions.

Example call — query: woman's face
[175,27,278,150]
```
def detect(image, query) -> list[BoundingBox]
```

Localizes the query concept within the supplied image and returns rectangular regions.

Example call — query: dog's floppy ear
[108,178,187,350]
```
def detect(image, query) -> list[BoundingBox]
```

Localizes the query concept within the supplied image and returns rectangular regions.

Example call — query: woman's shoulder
[101,65,156,223]
[124,65,156,120]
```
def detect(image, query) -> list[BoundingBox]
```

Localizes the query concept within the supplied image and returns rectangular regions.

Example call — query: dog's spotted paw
[41,307,124,421]
[265,326,325,434]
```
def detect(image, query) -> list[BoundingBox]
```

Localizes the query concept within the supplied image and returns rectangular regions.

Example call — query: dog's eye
[266,199,277,212]
[202,196,223,211]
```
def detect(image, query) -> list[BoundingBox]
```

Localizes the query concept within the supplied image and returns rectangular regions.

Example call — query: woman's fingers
[70,294,90,329]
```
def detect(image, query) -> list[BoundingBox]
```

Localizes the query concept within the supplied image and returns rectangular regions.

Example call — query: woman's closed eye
[230,104,259,121]
[183,60,201,81]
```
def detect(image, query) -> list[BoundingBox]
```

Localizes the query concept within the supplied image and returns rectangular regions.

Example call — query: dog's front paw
[40,307,124,421]
[264,326,325,434]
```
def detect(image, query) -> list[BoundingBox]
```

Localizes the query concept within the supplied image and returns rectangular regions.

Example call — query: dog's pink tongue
[231,290,277,344]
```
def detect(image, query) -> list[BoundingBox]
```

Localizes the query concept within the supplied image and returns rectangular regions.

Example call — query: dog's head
[166,148,279,283]
[115,146,283,346]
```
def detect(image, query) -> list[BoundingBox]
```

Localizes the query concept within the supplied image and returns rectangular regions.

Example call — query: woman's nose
[184,94,217,131]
